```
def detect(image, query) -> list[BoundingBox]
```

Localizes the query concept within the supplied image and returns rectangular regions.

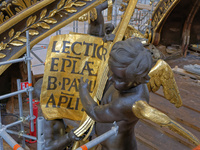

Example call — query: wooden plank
[175,76,200,97]
[135,120,190,150]
[173,67,200,80]
[149,93,200,132]
[179,88,200,113]
[154,87,200,114]
[152,73,200,113]
[136,134,159,150]
[141,119,198,149]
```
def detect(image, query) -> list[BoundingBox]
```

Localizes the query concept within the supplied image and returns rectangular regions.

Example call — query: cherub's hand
[68,130,85,141]
[79,77,89,89]
[103,34,115,42]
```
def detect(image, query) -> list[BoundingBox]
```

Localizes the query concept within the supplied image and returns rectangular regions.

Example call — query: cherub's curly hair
[108,39,152,85]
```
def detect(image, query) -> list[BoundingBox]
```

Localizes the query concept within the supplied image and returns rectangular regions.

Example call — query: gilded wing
[147,59,182,108]
[132,101,200,146]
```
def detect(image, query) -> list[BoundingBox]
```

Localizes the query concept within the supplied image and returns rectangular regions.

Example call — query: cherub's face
[109,65,134,91]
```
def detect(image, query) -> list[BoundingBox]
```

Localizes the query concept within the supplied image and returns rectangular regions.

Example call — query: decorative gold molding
[0,0,55,35]
[0,0,88,56]
[0,0,106,75]
[114,0,138,43]
[151,0,181,44]
[0,0,40,25]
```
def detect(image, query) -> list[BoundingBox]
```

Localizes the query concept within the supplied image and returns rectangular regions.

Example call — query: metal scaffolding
[76,122,119,150]
[0,31,45,150]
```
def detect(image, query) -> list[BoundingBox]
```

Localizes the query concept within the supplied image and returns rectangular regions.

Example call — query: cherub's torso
[95,83,149,150]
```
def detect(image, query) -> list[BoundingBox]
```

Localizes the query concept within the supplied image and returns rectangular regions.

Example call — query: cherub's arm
[132,100,200,146]
[79,78,124,123]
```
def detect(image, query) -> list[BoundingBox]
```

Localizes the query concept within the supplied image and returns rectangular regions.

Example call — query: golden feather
[147,59,182,108]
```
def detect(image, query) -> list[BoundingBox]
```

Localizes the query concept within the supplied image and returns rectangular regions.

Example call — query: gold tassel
[107,0,113,21]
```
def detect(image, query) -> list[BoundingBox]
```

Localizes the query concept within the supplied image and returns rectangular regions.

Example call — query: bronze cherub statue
[79,39,200,150]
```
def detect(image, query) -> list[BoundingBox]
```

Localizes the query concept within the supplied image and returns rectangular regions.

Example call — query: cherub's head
[108,39,152,91]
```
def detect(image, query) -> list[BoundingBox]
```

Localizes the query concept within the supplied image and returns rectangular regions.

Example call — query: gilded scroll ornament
[40,34,110,121]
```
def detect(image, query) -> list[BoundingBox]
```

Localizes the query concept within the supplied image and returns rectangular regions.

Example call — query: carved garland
[0,0,89,59]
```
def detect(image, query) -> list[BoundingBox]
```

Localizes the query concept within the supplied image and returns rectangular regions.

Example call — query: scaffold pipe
[0,129,24,150]
[0,57,25,66]
[76,122,118,150]
[26,30,34,132]
[37,117,45,150]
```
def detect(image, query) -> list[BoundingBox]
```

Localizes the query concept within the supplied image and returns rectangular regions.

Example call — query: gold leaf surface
[15,7,21,12]
[17,36,27,42]
[74,2,86,7]
[38,22,50,29]
[5,16,9,20]
[10,41,24,46]
[30,24,39,28]
[0,53,6,58]
[57,0,65,9]
[29,30,39,35]
[32,15,37,24]
[65,0,72,3]
[49,9,57,17]
[65,7,77,13]
[14,31,22,39]
[64,2,74,9]
[9,29,14,38]
[44,18,57,24]
[40,9,47,19]
[26,16,33,27]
